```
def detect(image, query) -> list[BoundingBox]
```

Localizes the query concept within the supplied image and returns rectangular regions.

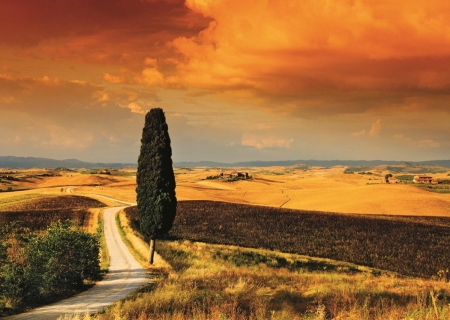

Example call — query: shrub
[26,221,100,297]
[396,175,415,181]
[0,221,100,312]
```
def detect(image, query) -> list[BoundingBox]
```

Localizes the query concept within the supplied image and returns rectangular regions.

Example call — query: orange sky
[0,0,449,163]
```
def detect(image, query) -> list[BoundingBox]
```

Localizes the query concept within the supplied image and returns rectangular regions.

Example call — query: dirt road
[6,206,148,320]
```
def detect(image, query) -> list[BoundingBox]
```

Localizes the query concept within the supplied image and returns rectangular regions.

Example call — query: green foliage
[386,166,405,173]
[396,175,415,181]
[28,221,100,295]
[80,170,98,174]
[136,108,177,239]
[415,185,450,194]
[0,221,100,313]
[212,248,362,274]
[345,166,369,173]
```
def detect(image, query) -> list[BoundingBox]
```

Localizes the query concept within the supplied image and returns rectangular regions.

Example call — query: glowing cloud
[242,134,293,149]
[369,119,382,137]
[161,0,450,115]
[352,119,382,138]
[394,134,441,149]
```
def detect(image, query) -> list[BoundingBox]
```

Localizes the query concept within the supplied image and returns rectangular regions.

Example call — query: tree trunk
[149,238,156,264]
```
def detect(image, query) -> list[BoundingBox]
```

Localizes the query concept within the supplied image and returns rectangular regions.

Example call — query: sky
[1,0,449,164]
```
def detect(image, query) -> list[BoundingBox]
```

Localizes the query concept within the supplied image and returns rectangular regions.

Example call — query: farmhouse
[221,171,249,179]
[413,175,433,184]
[386,176,397,184]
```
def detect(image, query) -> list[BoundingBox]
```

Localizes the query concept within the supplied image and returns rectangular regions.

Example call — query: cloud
[139,67,165,87]
[351,130,366,137]
[242,134,293,149]
[352,119,381,137]
[394,133,441,149]
[0,0,210,69]
[41,125,92,149]
[6,0,450,117]
[126,102,148,114]
[0,73,152,161]
[103,73,129,84]
[156,0,450,116]
[369,119,382,137]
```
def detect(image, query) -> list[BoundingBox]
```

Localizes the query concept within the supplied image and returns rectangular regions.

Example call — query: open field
[125,201,450,279]
[85,210,450,320]
[175,166,450,216]
[1,164,449,319]
[101,240,450,320]
[0,195,106,231]
[2,165,448,216]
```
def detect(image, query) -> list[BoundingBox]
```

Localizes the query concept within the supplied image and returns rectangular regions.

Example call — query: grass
[98,211,110,272]
[0,193,49,209]
[0,196,107,231]
[415,185,450,194]
[77,237,450,320]
[253,170,286,175]
[115,209,150,267]
[125,202,450,279]
[63,209,450,320]
[80,170,136,177]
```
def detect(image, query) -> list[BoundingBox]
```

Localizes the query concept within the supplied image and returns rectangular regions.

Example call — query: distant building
[387,177,397,184]
[413,175,433,184]
[219,171,250,180]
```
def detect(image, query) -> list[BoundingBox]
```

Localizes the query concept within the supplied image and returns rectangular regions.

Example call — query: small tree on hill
[136,108,177,264]
[385,173,393,183]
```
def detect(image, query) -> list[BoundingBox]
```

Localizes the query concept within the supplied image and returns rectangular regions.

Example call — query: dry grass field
[1,166,449,216]
[80,210,450,320]
[2,165,449,319]
[175,166,450,216]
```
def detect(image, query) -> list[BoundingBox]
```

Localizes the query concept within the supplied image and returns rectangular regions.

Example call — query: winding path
[6,206,147,320]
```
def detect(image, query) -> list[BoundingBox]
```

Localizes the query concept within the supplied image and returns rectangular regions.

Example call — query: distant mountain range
[0,156,136,169]
[1,156,449,169]
[174,159,450,168]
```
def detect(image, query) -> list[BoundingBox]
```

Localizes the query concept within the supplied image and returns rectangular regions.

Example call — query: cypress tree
[136,108,177,264]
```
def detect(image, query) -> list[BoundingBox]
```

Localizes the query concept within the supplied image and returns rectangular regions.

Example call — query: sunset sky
[1,0,449,163]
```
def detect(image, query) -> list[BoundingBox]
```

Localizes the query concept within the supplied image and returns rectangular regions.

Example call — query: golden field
[2,165,450,319]
[1,166,449,216]
[69,208,450,320]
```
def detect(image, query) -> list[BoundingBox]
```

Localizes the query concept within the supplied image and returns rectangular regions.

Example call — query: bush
[396,175,414,181]
[0,220,100,312]
[27,221,100,297]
